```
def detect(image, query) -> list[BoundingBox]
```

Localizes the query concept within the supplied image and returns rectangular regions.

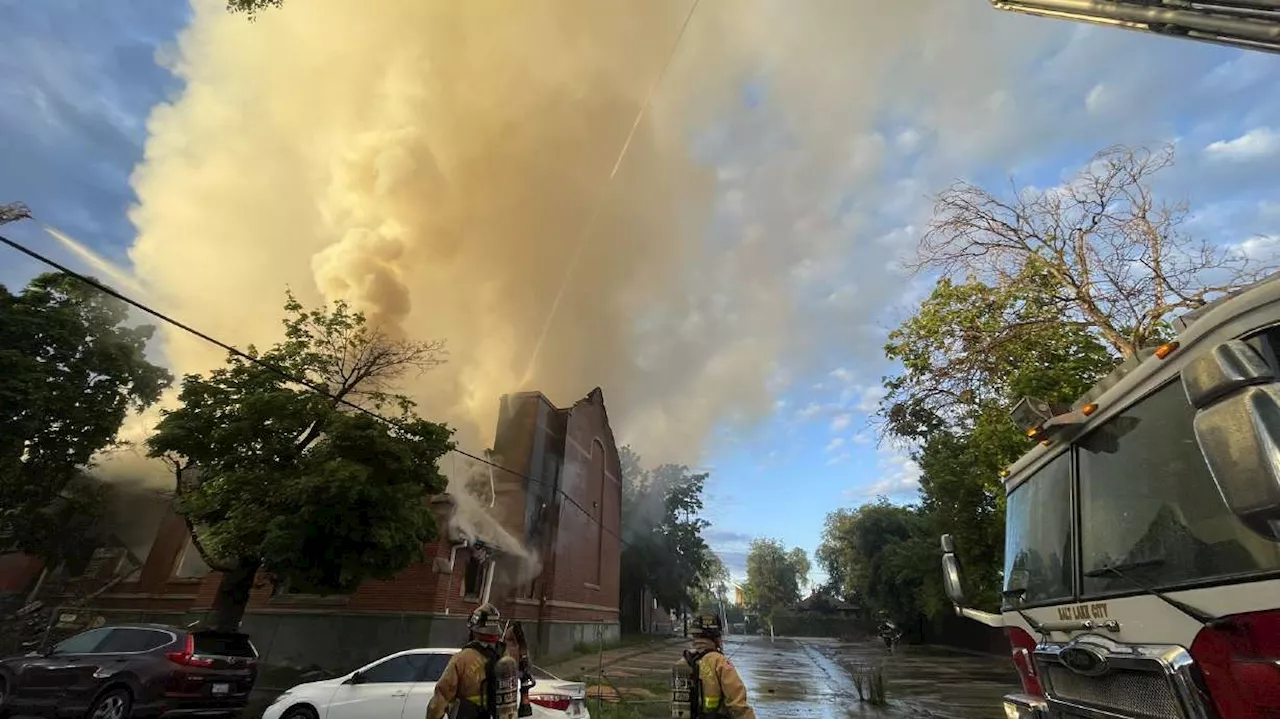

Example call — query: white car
[262,648,589,719]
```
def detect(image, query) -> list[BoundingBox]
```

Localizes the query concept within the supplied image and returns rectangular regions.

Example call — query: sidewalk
[540,635,686,680]
[542,637,688,718]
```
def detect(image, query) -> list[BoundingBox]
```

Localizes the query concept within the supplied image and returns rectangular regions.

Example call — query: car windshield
[1003,451,1074,606]
[1078,380,1280,595]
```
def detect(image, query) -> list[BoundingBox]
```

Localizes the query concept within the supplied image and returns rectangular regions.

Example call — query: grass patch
[569,661,673,719]
[849,661,888,705]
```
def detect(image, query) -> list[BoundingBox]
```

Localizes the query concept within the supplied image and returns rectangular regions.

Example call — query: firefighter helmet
[468,603,504,641]
[690,613,722,639]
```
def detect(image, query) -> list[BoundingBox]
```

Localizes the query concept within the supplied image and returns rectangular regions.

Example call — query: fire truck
[991,1,1280,54]
[936,12,1280,719]
[940,269,1280,718]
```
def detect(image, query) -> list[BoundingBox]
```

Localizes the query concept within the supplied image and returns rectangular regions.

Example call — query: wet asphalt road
[725,636,1021,718]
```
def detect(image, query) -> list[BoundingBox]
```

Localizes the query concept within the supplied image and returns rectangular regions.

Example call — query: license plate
[211,683,230,695]
[567,700,584,717]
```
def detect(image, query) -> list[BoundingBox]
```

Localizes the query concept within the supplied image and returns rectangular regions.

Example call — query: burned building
[0,389,622,669]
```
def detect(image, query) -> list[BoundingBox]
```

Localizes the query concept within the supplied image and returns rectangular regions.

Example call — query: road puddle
[724,635,1019,719]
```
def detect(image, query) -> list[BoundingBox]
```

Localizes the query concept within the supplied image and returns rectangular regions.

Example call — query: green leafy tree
[147,292,452,631]
[877,269,1117,612]
[0,264,171,568]
[692,553,732,614]
[788,547,811,594]
[744,538,806,621]
[619,448,714,621]
[815,508,865,604]
[880,261,1115,442]
[815,500,947,628]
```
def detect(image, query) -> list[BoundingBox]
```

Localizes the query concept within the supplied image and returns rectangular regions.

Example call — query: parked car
[0,623,258,719]
[262,648,588,719]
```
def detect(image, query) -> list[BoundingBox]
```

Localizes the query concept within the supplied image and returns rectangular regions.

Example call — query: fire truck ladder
[992,0,1280,54]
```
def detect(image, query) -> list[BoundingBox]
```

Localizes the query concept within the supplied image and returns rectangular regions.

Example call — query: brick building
[0,389,622,670]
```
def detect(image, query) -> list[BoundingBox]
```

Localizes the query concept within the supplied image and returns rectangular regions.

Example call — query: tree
[744,538,806,621]
[815,508,863,603]
[692,554,733,618]
[877,270,1117,612]
[0,269,171,567]
[618,449,714,618]
[880,262,1117,442]
[147,292,452,631]
[911,144,1275,360]
[815,500,947,627]
[788,547,811,594]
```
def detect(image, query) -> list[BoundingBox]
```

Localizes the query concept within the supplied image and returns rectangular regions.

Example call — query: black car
[0,624,258,719]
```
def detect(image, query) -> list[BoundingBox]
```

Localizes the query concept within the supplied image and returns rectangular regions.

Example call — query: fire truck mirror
[940,533,956,554]
[1182,339,1274,410]
[1185,340,1280,541]
[942,548,968,607]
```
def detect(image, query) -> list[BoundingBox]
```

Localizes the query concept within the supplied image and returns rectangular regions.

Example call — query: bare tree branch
[908,144,1276,359]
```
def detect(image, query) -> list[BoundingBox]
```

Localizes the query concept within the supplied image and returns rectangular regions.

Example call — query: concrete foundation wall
[78,607,618,674]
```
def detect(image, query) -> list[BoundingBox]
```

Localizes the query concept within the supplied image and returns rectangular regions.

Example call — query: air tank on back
[670,659,695,719]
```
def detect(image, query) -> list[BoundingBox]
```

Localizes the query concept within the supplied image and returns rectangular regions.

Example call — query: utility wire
[0,231,636,550]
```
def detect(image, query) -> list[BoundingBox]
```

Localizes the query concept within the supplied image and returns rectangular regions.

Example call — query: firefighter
[426,603,520,719]
[877,612,901,651]
[670,613,756,719]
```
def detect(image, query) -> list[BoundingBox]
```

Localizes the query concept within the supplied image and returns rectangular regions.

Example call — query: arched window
[590,438,606,586]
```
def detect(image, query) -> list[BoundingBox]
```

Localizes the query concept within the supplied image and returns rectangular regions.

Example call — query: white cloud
[795,402,823,421]
[829,367,855,385]
[851,431,872,446]
[1084,83,1111,115]
[825,437,845,453]
[1261,200,1280,224]
[848,384,886,414]
[1233,235,1280,262]
[895,128,922,154]
[826,451,852,467]
[1205,128,1280,162]
[859,445,922,498]
[830,413,852,432]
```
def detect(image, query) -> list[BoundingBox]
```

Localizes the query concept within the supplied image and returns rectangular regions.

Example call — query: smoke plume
[124,0,1070,469]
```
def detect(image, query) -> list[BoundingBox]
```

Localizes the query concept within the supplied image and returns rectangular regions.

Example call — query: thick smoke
[441,454,542,585]
[127,0,1060,466]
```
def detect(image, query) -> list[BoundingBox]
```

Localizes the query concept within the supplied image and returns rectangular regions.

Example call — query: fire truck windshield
[1004,452,1073,606]
[1077,379,1280,595]
[1005,328,1280,606]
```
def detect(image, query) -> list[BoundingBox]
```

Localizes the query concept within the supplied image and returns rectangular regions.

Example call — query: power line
[0,231,635,550]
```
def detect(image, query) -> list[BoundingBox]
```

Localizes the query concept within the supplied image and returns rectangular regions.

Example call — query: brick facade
[1,388,622,663]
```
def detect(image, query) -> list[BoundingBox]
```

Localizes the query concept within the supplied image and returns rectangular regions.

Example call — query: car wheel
[88,687,132,719]
[281,705,318,719]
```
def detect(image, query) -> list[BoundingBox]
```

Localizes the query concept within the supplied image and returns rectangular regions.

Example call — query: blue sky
[3,2,1280,588]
